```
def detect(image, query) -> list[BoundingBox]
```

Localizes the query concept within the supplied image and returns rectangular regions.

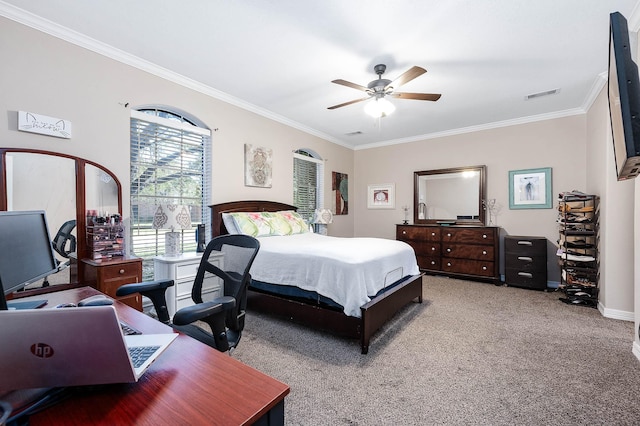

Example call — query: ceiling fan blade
[391,92,441,101]
[327,97,371,110]
[387,66,427,89]
[331,79,368,92]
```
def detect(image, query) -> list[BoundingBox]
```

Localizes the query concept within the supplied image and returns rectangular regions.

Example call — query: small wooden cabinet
[397,224,499,282]
[154,252,224,318]
[504,236,548,290]
[81,256,143,310]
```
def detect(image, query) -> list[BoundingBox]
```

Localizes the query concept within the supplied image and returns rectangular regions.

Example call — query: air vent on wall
[525,88,560,100]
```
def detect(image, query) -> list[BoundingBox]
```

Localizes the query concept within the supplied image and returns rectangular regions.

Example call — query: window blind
[293,151,324,222]
[130,109,211,278]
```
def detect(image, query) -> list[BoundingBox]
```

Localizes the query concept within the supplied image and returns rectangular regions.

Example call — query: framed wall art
[244,144,272,188]
[508,167,552,209]
[367,183,395,209]
[332,171,348,215]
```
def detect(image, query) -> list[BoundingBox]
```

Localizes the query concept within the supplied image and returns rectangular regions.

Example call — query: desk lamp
[153,204,191,256]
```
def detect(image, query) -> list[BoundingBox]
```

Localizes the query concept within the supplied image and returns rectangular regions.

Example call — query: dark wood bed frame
[210,200,424,354]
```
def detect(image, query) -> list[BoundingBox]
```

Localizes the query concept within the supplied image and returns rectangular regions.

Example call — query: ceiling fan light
[365,97,396,118]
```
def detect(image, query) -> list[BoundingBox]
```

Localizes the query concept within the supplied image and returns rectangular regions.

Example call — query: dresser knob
[482,266,487,270]
[447,262,452,267]
[482,250,487,255]
[446,248,452,253]
[482,234,487,239]
[431,232,435,236]
[119,269,125,274]
[447,233,451,237]
[431,261,436,265]
[432,247,436,251]
[402,230,407,235]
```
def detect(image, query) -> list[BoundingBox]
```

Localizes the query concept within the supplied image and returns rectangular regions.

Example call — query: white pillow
[221,213,240,235]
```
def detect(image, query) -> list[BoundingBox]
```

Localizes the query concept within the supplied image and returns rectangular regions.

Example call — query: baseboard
[632,340,640,362]
[598,302,635,322]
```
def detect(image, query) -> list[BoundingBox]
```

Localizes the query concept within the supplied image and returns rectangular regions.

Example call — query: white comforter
[250,233,420,317]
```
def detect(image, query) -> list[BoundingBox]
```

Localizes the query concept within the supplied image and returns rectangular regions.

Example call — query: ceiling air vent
[525,88,560,100]
[345,131,363,136]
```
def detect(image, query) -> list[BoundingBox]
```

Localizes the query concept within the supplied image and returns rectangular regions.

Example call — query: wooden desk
[5,287,289,425]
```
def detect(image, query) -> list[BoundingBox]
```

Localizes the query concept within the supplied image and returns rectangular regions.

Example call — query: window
[130,108,211,278]
[293,149,324,222]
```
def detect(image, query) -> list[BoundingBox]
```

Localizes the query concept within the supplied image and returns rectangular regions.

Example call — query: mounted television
[0,210,57,310]
[608,11,640,180]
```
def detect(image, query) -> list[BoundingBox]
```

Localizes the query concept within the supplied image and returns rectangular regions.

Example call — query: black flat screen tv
[608,11,640,180]
[0,210,58,310]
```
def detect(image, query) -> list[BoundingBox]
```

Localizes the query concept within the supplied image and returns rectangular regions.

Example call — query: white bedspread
[250,233,420,317]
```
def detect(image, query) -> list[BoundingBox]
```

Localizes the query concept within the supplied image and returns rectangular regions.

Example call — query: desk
[4,287,290,425]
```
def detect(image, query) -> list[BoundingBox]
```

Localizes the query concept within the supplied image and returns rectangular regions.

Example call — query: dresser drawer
[442,244,494,261]
[441,258,495,277]
[504,254,546,272]
[417,256,441,271]
[505,268,547,290]
[397,225,441,241]
[505,236,546,255]
[442,228,495,244]
[176,262,200,280]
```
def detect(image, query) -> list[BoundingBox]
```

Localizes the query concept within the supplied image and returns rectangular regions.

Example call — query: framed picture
[244,144,272,188]
[508,167,552,209]
[367,183,395,209]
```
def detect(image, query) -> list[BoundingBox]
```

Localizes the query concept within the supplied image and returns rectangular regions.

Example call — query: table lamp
[312,208,333,235]
[153,204,191,256]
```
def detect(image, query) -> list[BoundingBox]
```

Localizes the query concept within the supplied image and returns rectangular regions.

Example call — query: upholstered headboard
[210,200,297,237]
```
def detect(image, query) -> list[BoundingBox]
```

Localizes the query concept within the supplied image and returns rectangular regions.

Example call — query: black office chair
[43,219,77,287]
[117,234,260,353]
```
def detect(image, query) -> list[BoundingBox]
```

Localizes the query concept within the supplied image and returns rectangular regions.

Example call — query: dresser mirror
[414,165,486,225]
[0,148,122,293]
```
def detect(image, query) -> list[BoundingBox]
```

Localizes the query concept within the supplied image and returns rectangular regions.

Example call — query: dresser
[504,235,548,290]
[396,224,499,282]
[154,252,224,318]
[80,256,143,310]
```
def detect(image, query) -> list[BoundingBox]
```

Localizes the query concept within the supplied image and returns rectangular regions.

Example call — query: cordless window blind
[293,152,324,222]
[130,110,211,278]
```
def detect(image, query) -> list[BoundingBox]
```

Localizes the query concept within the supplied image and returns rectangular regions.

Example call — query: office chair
[116,234,260,353]
[43,219,77,287]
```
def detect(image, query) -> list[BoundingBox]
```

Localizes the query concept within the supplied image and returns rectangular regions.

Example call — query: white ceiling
[2,0,640,149]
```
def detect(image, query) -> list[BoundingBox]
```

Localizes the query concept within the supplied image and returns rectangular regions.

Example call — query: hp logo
[30,343,54,358]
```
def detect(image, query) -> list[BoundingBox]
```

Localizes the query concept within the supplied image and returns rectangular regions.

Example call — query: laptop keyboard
[120,321,142,336]
[128,346,161,368]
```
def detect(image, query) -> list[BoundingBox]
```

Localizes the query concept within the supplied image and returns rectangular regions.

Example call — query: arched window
[130,107,211,278]
[293,149,324,222]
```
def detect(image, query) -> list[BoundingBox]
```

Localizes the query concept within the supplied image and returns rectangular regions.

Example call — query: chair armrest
[115,279,174,297]
[173,296,235,326]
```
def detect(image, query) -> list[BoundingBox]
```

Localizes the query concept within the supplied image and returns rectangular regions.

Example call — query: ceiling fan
[328,64,441,116]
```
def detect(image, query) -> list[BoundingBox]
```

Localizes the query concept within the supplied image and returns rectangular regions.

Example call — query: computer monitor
[0,210,58,310]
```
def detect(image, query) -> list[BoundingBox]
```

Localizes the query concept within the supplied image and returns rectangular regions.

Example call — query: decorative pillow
[228,212,273,237]
[265,212,293,235]
[221,213,240,234]
[277,210,309,234]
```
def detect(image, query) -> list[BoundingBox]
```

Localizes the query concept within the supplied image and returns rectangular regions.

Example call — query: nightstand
[154,252,224,318]
[504,235,548,290]
[81,256,143,310]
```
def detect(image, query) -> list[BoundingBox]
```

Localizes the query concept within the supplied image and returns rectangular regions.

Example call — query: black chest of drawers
[504,235,548,290]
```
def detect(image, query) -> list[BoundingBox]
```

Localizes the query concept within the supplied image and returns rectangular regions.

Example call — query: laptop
[0,305,177,392]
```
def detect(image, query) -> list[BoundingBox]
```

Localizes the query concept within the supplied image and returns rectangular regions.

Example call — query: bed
[211,200,424,354]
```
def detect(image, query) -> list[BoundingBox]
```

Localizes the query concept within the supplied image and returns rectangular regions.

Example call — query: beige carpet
[233,276,640,425]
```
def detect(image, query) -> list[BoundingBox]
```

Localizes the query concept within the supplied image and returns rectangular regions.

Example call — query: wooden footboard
[247,273,424,354]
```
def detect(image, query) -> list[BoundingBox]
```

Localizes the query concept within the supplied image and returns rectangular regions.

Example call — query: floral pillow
[228,212,273,237]
[276,210,309,234]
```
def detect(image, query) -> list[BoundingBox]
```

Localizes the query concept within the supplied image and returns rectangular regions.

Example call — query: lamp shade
[313,209,333,225]
[364,97,396,118]
[152,205,192,231]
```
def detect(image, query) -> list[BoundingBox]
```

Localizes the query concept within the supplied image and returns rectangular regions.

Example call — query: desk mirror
[414,165,486,225]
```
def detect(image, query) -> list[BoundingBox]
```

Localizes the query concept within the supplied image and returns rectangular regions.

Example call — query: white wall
[0,17,354,237]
